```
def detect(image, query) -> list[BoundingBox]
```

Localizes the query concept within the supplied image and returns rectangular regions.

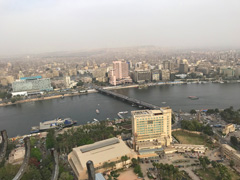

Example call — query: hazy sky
[0,0,239,55]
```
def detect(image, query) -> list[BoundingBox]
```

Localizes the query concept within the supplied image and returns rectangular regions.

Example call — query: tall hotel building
[109,60,132,85]
[131,107,172,157]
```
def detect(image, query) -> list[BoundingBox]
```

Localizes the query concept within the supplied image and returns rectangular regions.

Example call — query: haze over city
[0,0,240,55]
[1,1,240,180]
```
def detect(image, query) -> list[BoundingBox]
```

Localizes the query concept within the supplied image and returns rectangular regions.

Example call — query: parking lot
[139,148,224,179]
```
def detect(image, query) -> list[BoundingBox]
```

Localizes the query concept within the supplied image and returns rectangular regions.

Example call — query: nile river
[0,83,240,137]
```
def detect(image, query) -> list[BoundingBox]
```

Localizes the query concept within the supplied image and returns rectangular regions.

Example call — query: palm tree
[109,162,116,171]
[103,162,110,171]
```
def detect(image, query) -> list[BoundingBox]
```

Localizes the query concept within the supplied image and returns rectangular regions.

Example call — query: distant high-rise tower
[109,60,132,85]
[179,64,188,74]
[65,76,71,88]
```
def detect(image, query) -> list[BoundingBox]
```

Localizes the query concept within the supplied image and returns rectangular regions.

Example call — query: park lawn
[172,130,212,148]
[195,167,240,180]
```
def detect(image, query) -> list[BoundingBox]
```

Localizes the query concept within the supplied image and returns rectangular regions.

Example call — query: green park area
[172,130,212,148]
[195,167,240,180]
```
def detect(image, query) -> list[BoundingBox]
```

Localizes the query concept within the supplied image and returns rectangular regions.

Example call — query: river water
[0,83,240,137]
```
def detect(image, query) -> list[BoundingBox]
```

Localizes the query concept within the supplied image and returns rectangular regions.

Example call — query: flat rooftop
[131,108,171,117]
[70,137,136,170]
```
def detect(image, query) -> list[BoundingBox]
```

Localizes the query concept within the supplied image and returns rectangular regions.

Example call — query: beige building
[221,144,240,166]
[131,108,172,157]
[222,124,235,135]
[68,137,137,180]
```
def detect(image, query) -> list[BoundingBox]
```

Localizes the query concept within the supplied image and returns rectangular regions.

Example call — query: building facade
[179,63,188,74]
[151,70,160,81]
[109,60,132,85]
[160,70,170,81]
[131,108,172,157]
[12,76,53,92]
[222,124,235,135]
[133,70,151,83]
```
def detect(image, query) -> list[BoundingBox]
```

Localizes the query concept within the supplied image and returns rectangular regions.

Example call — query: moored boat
[30,117,76,133]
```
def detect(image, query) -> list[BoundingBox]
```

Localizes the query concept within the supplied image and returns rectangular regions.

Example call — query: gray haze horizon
[0,0,240,55]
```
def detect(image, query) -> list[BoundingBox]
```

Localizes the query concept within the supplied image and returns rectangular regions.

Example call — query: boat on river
[30,117,76,134]
[188,96,199,100]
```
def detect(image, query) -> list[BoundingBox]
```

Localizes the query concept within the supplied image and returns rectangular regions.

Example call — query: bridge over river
[95,87,160,110]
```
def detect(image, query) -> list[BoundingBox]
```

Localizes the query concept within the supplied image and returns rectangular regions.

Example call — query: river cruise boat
[30,117,76,134]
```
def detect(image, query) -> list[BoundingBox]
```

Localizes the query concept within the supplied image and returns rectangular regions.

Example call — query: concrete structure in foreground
[68,137,137,180]
[221,144,240,166]
[131,108,172,157]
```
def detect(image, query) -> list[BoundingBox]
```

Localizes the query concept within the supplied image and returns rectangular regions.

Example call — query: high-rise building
[162,60,173,70]
[220,67,234,77]
[65,76,71,88]
[151,70,160,81]
[179,63,188,74]
[109,60,132,85]
[131,108,172,157]
[133,70,151,83]
[160,70,170,81]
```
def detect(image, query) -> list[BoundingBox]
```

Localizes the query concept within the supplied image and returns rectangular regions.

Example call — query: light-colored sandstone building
[68,137,137,180]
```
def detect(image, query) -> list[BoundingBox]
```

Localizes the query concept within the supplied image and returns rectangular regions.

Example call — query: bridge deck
[96,87,160,110]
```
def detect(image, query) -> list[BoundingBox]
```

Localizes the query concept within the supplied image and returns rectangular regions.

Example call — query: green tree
[103,162,110,171]
[77,80,84,86]
[46,129,56,149]
[109,162,116,171]
[131,158,138,167]
[11,98,16,103]
[31,147,42,161]
[22,166,42,180]
[59,172,74,180]
[206,109,215,114]
[190,109,197,114]
[121,155,129,167]
[230,160,235,167]
[211,160,217,168]
[0,164,20,180]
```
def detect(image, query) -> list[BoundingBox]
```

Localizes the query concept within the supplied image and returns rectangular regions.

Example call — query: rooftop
[70,137,136,170]
[131,108,171,117]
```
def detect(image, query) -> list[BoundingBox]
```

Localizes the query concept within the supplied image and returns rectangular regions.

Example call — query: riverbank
[1,80,239,107]
[0,89,98,107]
[0,81,184,107]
